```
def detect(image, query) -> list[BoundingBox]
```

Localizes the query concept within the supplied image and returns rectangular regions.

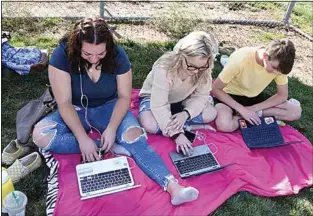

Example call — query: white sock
[112,144,132,157]
[171,187,199,206]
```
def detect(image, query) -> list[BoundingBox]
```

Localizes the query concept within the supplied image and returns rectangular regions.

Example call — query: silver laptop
[76,156,140,200]
[169,145,222,178]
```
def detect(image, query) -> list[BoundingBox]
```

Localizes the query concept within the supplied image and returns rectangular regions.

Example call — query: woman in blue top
[32,18,199,205]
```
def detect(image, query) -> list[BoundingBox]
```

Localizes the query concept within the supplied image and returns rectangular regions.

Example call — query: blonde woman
[139,31,218,155]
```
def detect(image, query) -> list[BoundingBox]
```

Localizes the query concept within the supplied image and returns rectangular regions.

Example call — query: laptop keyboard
[80,168,131,194]
[176,153,218,174]
[245,127,279,144]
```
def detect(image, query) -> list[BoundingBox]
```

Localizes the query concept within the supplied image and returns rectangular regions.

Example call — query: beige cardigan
[139,67,212,137]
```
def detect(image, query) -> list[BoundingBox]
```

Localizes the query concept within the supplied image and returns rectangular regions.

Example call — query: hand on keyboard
[81,149,105,164]
[79,136,101,163]
[175,133,193,156]
[238,107,261,125]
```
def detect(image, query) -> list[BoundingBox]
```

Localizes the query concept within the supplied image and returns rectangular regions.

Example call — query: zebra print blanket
[40,149,59,216]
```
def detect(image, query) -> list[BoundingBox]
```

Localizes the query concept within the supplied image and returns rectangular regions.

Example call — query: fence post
[282,0,296,26]
[99,0,104,18]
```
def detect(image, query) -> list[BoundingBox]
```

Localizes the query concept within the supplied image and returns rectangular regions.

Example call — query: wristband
[170,132,184,141]
[183,109,191,120]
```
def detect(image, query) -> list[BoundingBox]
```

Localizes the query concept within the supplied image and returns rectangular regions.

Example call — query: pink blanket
[50,89,313,216]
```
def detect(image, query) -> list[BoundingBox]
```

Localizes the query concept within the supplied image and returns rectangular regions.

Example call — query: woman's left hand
[101,126,117,153]
[167,111,189,132]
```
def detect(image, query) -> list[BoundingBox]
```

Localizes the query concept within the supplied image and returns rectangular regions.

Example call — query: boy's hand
[245,105,258,112]
[238,107,261,125]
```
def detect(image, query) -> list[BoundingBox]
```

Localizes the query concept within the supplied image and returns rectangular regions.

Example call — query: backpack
[16,86,57,144]
[1,32,49,75]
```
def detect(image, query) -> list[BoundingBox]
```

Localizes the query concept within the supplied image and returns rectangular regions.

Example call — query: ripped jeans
[34,98,175,189]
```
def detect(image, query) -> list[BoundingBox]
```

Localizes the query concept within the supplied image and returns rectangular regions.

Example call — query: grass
[223,1,312,36]
[1,30,313,216]
[152,4,200,40]
[253,31,285,43]
[291,2,313,36]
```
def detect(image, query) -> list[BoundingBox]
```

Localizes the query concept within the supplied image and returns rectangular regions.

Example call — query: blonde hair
[153,31,219,85]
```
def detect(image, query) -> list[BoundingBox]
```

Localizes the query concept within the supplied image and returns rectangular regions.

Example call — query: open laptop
[169,145,223,178]
[238,116,302,149]
[76,156,140,200]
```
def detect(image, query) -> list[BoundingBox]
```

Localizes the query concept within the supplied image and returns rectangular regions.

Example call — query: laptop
[238,116,302,149]
[76,156,140,200]
[169,145,223,178]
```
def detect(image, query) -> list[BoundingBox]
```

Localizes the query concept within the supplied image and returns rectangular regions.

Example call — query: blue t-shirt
[49,42,131,107]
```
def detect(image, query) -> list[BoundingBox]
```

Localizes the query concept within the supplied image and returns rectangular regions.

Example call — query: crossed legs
[215,100,302,132]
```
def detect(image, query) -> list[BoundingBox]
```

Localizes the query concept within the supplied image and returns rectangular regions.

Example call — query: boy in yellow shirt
[212,39,302,132]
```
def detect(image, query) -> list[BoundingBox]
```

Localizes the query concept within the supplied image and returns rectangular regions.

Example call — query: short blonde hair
[152,31,218,85]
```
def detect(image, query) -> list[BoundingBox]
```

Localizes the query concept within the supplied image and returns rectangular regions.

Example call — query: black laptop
[238,116,302,149]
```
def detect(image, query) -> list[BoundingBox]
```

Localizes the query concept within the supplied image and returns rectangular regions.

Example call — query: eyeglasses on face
[184,57,210,71]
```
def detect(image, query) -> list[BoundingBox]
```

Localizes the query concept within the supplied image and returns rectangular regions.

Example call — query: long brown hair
[60,18,116,74]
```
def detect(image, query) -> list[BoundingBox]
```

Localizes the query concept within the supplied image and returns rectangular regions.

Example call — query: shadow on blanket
[42,89,313,216]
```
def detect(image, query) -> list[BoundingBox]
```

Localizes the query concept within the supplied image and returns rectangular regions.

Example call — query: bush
[152,4,200,40]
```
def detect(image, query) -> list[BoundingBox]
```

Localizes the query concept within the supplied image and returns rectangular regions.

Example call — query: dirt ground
[105,23,313,86]
[3,1,312,85]
[42,21,313,86]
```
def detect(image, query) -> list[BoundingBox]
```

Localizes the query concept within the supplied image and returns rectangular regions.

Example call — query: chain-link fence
[2,1,312,42]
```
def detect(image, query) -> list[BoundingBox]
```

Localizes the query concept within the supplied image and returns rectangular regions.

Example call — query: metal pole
[99,0,104,18]
[283,0,296,25]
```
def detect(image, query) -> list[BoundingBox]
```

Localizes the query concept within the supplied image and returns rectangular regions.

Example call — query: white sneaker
[288,98,301,106]
[256,110,263,117]
[220,55,229,67]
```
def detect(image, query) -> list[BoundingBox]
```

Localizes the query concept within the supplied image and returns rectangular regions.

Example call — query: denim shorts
[138,97,204,133]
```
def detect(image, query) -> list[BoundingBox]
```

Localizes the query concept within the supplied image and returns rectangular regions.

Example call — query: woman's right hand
[78,136,100,162]
[175,133,193,156]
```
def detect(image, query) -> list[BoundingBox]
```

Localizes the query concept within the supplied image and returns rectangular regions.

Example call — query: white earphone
[78,64,101,135]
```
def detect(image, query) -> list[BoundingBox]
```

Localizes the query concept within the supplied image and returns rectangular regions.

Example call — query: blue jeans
[138,97,204,134]
[36,98,174,188]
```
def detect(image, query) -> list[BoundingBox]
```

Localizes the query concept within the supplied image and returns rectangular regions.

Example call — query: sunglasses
[184,57,210,71]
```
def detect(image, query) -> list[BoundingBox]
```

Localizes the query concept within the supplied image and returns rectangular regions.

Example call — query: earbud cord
[79,64,102,137]
[196,131,218,155]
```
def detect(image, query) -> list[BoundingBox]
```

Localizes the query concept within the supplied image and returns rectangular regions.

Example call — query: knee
[216,120,235,132]
[122,127,146,143]
[138,114,159,134]
[286,105,302,121]
[32,121,56,148]
[202,106,217,123]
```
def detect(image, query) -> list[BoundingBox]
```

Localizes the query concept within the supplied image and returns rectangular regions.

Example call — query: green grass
[253,31,285,43]
[1,33,312,216]
[10,34,58,50]
[223,1,312,36]
[291,2,313,36]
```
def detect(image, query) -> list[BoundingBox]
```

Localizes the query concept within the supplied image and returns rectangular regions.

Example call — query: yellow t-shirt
[219,47,288,97]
